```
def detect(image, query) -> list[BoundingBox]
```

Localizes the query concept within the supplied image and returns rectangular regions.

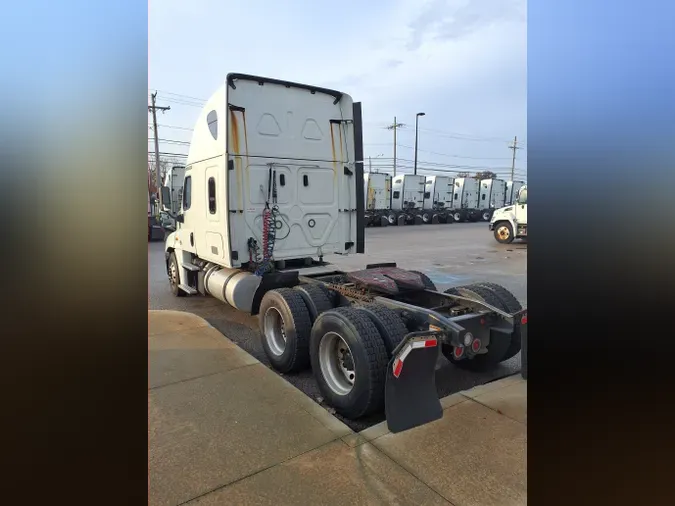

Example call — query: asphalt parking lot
[148,221,527,431]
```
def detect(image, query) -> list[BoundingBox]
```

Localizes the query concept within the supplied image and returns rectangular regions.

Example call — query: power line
[399,125,526,145]
[148,151,188,157]
[394,143,512,161]
[149,89,206,103]
[147,138,190,145]
[148,123,194,131]
[155,97,204,108]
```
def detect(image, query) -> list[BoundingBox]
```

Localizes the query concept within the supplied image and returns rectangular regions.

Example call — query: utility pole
[413,112,426,175]
[508,136,521,181]
[368,156,372,173]
[386,117,404,177]
[149,92,171,209]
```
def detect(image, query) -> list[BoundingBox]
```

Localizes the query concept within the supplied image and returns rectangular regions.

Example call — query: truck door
[177,170,197,254]
[515,186,527,224]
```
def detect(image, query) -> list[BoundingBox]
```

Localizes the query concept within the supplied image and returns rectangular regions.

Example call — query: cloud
[406,0,527,49]
[149,0,527,175]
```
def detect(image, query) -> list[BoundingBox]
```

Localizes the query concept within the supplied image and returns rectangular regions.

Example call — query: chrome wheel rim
[318,332,355,395]
[263,307,287,356]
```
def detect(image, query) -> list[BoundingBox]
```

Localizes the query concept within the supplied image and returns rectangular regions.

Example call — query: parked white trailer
[364,172,391,227]
[478,178,507,222]
[452,178,480,222]
[389,174,425,225]
[162,74,527,432]
[163,164,186,214]
[421,175,455,224]
[505,180,525,206]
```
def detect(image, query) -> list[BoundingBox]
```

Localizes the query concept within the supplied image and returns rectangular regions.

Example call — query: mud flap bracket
[385,332,443,433]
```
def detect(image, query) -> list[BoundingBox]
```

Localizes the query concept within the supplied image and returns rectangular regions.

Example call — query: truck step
[178,284,198,295]
[183,263,200,272]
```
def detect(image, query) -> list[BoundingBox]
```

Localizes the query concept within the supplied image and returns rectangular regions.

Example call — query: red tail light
[471,339,481,352]
[453,346,464,358]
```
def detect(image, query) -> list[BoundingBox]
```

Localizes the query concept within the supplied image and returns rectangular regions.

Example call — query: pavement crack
[460,394,526,425]
[367,444,457,505]
[177,439,339,505]
[148,363,257,391]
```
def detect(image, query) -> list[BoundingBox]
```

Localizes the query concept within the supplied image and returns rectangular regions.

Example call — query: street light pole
[414,112,425,175]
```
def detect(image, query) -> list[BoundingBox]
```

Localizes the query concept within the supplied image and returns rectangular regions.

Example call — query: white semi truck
[489,184,527,243]
[422,175,455,224]
[478,178,507,222]
[389,174,425,225]
[162,74,527,433]
[363,172,391,227]
[452,177,480,222]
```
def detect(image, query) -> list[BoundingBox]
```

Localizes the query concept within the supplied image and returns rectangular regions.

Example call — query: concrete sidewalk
[149,310,526,506]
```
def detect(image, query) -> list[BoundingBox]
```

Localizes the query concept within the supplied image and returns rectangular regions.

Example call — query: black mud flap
[250,270,299,315]
[385,335,443,433]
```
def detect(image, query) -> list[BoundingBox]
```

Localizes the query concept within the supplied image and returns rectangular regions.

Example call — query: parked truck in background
[479,178,507,222]
[389,174,425,225]
[490,184,527,243]
[148,191,164,241]
[505,180,525,206]
[422,175,455,224]
[162,74,527,433]
[452,177,480,222]
[364,172,391,227]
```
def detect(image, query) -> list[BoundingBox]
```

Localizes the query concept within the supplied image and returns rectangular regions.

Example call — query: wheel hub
[263,307,287,356]
[498,226,510,239]
[169,261,178,287]
[319,332,355,395]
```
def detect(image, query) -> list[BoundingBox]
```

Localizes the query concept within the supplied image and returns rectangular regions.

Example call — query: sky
[149,0,527,181]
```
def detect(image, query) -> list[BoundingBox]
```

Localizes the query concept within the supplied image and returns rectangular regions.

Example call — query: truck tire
[422,212,431,224]
[294,284,334,323]
[441,285,512,371]
[387,212,397,225]
[476,283,523,361]
[259,288,312,373]
[493,221,514,244]
[167,252,186,297]
[314,282,340,307]
[408,270,437,291]
[452,211,462,222]
[310,307,388,419]
[481,210,492,222]
[355,304,409,356]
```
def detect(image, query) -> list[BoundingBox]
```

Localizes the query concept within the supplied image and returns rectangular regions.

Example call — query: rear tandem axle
[257,263,527,433]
